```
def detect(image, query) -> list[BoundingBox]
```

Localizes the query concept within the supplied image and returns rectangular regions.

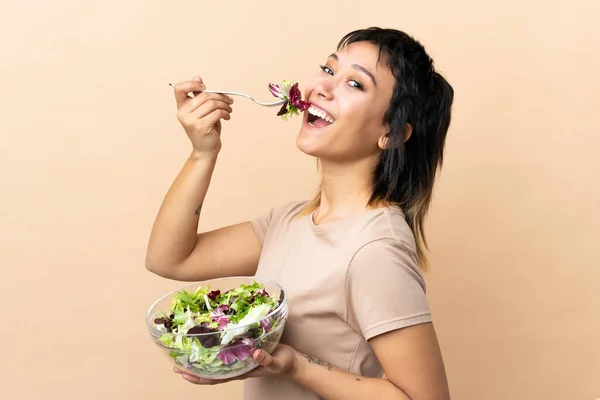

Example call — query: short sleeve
[346,238,431,341]
[250,208,274,245]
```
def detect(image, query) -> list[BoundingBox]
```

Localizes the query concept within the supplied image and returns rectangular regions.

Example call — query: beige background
[1,0,599,399]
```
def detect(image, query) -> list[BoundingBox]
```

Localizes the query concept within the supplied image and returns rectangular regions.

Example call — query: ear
[377,134,390,150]
[403,123,413,142]
[377,124,413,150]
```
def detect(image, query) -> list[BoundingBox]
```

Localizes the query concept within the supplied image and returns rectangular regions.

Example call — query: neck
[314,157,379,223]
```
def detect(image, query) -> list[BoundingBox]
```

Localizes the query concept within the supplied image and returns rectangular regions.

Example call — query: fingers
[173,367,228,385]
[181,374,214,385]
[172,76,235,133]
[172,76,205,109]
[202,108,231,127]
[176,93,234,128]
[181,92,234,114]
[254,350,276,369]
[173,76,235,115]
[191,98,233,120]
[176,105,230,128]
[172,364,266,385]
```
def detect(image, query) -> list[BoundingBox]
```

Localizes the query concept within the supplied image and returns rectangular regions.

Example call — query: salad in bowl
[146,277,288,379]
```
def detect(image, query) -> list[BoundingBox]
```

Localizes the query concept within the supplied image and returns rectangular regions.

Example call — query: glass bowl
[146,277,288,380]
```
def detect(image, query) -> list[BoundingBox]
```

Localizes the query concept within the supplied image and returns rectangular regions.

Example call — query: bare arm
[287,323,450,400]
[145,76,262,281]
[145,152,262,281]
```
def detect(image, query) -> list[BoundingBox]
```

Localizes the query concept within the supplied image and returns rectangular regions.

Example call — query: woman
[146,27,454,400]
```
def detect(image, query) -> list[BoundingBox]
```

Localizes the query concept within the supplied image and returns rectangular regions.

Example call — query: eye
[319,64,364,90]
[319,64,333,75]
[348,79,363,90]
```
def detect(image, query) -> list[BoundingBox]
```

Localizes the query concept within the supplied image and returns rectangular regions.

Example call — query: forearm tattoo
[301,354,363,383]
[302,354,333,371]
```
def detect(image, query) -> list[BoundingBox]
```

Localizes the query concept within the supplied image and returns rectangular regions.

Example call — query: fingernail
[256,351,264,361]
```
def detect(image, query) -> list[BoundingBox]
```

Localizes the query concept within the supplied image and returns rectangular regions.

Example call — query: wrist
[189,149,219,163]
[288,349,306,382]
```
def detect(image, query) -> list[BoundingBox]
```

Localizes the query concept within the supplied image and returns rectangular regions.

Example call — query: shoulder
[249,200,309,244]
[258,199,310,228]
[271,200,310,221]
[352,206,419,264]
[347,207,425,289]
[350,237,424,287]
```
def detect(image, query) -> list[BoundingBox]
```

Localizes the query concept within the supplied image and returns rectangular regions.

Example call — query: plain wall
[1,0,598,399]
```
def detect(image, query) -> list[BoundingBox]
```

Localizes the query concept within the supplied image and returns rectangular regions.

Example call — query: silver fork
[168,83,286,107]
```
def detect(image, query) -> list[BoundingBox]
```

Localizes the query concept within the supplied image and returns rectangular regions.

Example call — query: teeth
[308,106,335,124]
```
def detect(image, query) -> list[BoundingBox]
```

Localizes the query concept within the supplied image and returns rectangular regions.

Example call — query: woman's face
[297,41,396,162]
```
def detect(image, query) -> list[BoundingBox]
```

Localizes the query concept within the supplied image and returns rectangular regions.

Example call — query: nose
[314,77,334,101]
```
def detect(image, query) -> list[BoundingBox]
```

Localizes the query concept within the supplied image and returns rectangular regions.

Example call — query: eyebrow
[328,53,377,87]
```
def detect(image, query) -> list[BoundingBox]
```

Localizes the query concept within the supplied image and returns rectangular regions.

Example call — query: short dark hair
[338,27,454,269]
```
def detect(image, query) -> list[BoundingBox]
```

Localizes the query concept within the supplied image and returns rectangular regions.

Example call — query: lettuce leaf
[220,303,273,345]
[217,338,255,364]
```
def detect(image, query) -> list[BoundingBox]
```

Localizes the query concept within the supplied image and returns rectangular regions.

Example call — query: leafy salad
[269,80,311,120]
[152,281,285,377]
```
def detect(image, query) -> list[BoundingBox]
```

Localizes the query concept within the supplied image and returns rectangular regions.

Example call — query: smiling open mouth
[307,106,335,128]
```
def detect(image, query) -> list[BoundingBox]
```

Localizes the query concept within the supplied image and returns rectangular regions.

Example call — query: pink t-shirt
[245,201,431,400]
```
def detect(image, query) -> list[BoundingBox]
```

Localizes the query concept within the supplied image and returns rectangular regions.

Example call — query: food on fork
[268,80,311,120]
